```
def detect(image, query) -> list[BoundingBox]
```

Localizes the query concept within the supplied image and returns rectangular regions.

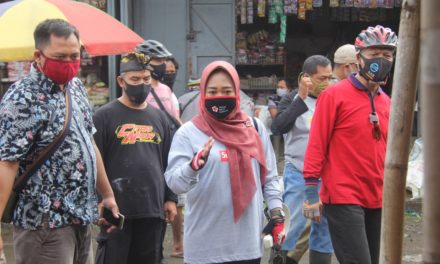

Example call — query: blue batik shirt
[0,64,99,229]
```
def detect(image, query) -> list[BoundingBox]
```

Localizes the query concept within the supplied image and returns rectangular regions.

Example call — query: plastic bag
[406,138,423,199]
[255,105,273,136]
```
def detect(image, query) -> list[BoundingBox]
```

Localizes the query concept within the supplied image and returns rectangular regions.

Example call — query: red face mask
[40,52,80,85]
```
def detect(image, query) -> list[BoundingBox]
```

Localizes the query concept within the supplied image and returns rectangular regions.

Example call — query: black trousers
[96,217,164,264]
[160,220,167,259]
[324,204,381,264]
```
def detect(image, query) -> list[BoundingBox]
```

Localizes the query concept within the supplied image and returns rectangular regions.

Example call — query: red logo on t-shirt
[219,150,228,162]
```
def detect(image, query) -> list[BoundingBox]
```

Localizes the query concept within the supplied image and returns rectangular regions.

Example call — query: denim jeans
[281,162,333,253]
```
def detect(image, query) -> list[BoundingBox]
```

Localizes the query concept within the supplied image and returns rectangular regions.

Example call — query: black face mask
[150,63,166,80]
[205,96,236,119]
[124,82,151,104]
[162,73,176,89]
[359,54,393,83]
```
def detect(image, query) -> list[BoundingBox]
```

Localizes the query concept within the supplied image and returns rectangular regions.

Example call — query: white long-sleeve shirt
[165,118,282,263]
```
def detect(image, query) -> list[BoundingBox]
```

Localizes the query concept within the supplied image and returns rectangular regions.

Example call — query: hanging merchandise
[377,0,387,8]
[268,0,283,24]
[274,0,284,15]
[235,30,284,65]
[274,0,285,42]
[384,0,394,8]
[370,0,378,8]
[257,0,266,17]
[306,0,313,10]
[247,0,254,24]
[298,0,306,20]
[240,0,247,24]
[284,0,297,14]
[268,4,277,23]
[313,0,323,8]
[280,15,286,44]
[329,0,339,7]
[353,0,362,8]
[364,0,372,8]
[340,0,354,7]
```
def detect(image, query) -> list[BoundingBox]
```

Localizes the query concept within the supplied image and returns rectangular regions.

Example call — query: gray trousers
[13,224,93,264]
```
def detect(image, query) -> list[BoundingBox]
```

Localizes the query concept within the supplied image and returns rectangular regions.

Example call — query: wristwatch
[270,208,285,219]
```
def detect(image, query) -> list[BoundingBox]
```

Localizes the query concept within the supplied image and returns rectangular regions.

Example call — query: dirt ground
[1,199,423,264]
[401,199,423,264]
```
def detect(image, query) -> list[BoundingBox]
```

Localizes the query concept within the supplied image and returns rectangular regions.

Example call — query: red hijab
[192,61,267,222]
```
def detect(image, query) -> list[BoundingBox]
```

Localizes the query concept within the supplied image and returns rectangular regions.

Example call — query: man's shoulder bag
[1,87,73,223]
[150,88,181,137]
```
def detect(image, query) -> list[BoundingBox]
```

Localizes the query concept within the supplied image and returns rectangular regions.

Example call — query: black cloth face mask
[205,96,237,119]
[124,82,151,104]
[162,73,176,89]
[359,54,393,83]
[150,63,166,80]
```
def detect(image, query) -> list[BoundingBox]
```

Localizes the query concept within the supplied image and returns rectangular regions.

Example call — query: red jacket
[303,76,390,208]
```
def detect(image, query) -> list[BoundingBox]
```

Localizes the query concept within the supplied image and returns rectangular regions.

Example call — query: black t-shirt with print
[93,100,177,219]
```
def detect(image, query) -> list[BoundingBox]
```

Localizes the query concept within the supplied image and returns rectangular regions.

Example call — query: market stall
[0,0,141,110]
[235,0,402,104]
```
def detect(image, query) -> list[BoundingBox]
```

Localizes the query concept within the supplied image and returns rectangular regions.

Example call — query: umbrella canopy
[0,0,144,62]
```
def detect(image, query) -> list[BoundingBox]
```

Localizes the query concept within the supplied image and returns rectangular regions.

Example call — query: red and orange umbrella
[0,0,144,62]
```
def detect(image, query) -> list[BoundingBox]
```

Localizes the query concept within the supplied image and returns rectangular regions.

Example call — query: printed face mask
[124,82,151,104]
[359,54,393,83]
[162,73,177,89]
[308,78,330,97]
[150,63,166,80]
[205,96,237,119]
[40,52,80,85]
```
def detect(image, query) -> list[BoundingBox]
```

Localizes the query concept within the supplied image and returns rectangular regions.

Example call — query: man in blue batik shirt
[0,19,118,264]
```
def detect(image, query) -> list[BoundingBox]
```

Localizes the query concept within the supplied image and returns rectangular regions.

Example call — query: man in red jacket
[302,25,398,264]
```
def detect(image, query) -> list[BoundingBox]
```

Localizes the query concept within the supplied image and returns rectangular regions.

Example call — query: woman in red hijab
[165,61,284,263]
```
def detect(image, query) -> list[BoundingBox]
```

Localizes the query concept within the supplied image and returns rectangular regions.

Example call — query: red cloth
[272,222,285,245]
[192,61,267,222]
[303,78,390,208]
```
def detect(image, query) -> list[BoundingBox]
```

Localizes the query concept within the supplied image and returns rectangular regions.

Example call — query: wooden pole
[421,1,440,262]
[379,0,420,263]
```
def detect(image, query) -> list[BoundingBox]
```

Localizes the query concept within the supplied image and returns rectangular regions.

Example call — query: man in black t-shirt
[93,52,177,264]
